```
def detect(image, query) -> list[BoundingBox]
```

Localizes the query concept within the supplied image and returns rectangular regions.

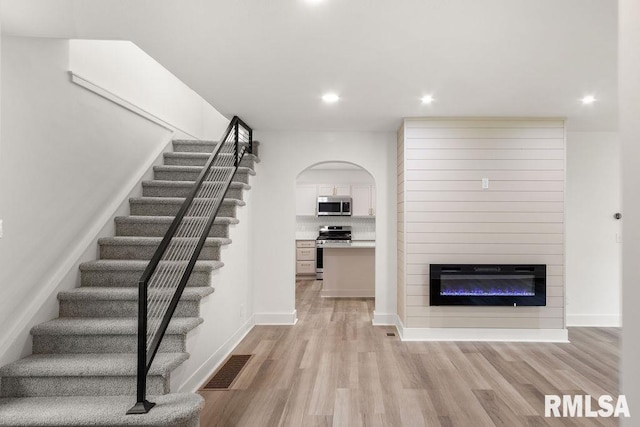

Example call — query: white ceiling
[1,0,618,132]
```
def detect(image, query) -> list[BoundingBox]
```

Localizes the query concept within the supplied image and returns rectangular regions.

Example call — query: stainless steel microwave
[317,196,352,216]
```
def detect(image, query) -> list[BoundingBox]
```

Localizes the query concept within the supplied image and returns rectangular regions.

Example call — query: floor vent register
[202,354,253,390]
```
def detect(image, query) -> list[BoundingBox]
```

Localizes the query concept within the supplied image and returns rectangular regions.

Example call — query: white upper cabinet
[351,185,376,216]
[317,184,334,196]
[297,183,374,216]
[295,184,318,216]
[318,184,351,196]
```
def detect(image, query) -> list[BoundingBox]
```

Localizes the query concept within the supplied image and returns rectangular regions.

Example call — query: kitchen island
[321,241,375,298]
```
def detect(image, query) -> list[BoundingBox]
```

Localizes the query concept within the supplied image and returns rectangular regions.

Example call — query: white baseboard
[372,311,398,326]
[254,311,298,325]
[393,316,568,342]
[180,316,256,393]
[567,314,622,327]
[321,290,375,298]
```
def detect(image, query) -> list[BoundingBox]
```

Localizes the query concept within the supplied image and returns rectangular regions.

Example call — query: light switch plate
[0,219,3,238]
[482,178,489,189]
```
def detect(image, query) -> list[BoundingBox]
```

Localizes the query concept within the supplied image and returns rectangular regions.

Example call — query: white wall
[398,118,566,335]
[620,0,640,421]
[252,130,397,324]
[69,40,229,140]
[566,131,621,326]
[174,180,255,392]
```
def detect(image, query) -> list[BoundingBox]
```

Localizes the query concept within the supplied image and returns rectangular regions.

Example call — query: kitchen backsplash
[296,216,376,240]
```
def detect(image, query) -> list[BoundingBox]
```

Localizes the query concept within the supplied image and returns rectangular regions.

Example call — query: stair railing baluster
[128,116,253,415]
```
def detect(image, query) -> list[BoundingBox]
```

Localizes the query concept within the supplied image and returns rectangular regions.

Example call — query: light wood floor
[199,280,620,426]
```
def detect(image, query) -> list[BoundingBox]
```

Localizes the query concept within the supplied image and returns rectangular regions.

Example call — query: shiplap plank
[404,119,564,129]
[405,232,563,244]
[407,191,563,202]
[406,149,564,160]
[406,159,564,171]
[405,138,565,150]
[405,297,564,310]
[405,180,564,192]
[406,243,563,255]
[406,264,564,276]
[406,170,564,181]
[406,201,564,213]
[405,127,564,139]
[405,254,564,266]
[406,212,564,223]
[406,222,564,234]
[405,316,564,329]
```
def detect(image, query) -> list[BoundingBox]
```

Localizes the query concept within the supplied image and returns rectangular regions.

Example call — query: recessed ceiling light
[421,95,435,104]
[322,93,340,103]
[581,95,596,105]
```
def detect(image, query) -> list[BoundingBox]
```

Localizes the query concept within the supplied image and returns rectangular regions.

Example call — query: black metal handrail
[128,116,252,414]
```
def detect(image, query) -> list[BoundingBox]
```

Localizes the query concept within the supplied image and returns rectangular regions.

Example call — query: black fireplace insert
[430,264,546,306]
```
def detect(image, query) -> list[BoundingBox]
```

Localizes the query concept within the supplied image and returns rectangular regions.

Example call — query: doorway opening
[294,161,376,316]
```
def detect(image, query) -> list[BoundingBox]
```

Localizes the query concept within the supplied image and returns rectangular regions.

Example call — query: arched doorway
[294,161,377,315]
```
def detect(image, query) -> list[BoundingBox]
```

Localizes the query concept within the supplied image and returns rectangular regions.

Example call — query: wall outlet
[482,178,489,189]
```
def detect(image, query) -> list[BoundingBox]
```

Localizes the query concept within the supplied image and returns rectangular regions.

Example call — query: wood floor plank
[198,280,621,426]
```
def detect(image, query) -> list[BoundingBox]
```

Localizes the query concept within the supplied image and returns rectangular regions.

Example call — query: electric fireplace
[430,264,546,306]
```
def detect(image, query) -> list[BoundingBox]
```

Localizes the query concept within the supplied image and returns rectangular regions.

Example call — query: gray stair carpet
[0,139,258,426]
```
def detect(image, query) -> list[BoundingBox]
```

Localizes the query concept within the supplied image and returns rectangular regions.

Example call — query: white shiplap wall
[398,118,565,329]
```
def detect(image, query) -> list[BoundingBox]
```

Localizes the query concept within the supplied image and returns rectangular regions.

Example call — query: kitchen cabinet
[351,185,376,216]
[296,240,316,276]
[295,185,317,216]
[318,184,350,196]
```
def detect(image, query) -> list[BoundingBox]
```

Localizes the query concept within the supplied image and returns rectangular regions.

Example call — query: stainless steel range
[316,226,352,280]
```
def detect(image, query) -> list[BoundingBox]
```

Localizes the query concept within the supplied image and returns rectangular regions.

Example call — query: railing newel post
[126,280,155,415]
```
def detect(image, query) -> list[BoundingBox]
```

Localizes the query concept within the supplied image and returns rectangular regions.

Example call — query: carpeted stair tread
[141,181,250,199]
[0,353,188,378]
[58,287,214,302]
[115,215,239,225]
[172,139,259,152]
[0,393,203,426]
[164,152,260,164]
[79,260,222,288]
[142,180,251,190]
[31,317,203,336]
[80,259,224,273]
[115,216,237,238]
[153,165,256,175]
[129,196,246,206]
[98,236,232,246]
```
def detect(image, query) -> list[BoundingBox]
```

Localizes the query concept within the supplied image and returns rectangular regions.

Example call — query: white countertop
[321,241,376,249]
[296,233,318,240]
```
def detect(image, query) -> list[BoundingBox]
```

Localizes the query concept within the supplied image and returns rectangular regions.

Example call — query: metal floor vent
[202,354,252,390]
[386,332,396,337]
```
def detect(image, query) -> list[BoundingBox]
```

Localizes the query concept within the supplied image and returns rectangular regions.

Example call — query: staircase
[0,138,259,426]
